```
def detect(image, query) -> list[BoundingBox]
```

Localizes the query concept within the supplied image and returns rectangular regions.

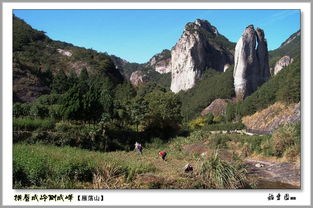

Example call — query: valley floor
[13,130,300,189]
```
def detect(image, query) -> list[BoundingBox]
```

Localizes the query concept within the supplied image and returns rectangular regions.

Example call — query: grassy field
[13,124,300,189]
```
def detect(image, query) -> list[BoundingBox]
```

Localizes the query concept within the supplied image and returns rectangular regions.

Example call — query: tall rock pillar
[233,25,270,99]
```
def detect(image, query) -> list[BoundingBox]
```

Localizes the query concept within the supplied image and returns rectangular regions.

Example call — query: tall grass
[199,151,247,189]
[13,144,156,189]
[13,117,55,131]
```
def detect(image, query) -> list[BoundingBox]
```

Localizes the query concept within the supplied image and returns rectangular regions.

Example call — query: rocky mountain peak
[185,19,218,36]
[255,27,265,41]
[170,19,234,93]
[233,25,270,99]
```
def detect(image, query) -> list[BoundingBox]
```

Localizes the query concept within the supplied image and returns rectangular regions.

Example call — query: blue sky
[13,10,300,63]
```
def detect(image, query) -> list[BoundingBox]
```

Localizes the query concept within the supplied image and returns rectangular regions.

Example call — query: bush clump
[271,124,300,158]
[188,117,208,130]
[199,151,247,189]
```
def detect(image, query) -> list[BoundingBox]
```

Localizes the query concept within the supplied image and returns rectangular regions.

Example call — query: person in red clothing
[159,151,167,161]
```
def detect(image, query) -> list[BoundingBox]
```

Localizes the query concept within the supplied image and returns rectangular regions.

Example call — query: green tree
[99,79,114,123]
[144,90,182,137]
[129,97,147,132]
[60,84,82,120]
[51,70,69,94]
[225,103,235,122]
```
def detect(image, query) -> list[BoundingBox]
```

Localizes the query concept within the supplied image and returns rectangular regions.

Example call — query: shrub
[213,115,224,123]
[199,151,247,189]
[188,117,208,130]
[203,122,245,131]
[29,104,49,118]
[13,103,31,117]
[36,94,62,105]
[55,121,74,132]
[241,143,251,157]
[13,131,32,143]
[48,104,63,120]
[205,113,214,124]
[271,124,300,157]
[209,135,231,149]
[284,146,298,162]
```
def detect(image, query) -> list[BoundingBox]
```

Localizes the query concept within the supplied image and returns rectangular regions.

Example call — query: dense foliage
[178,67,235,121]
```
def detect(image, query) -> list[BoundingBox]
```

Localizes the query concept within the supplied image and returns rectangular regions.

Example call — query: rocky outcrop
[200,98,230,116]
[242,102,300,133]
[147,49,171,74]
[57,49,72,57]
[170,19,234,93]
[233,25,270,99]
[130,70,144,86]
[273,56,294,75]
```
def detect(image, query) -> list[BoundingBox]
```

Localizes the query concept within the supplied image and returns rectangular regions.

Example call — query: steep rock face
[273,56,294,75]
[200,98,230,116]
[242,102,300,134]
[170,19,234,93]
[130,70,144,86]
[255,28,271,83]
[233,25,270,99]
[147,49,171,74]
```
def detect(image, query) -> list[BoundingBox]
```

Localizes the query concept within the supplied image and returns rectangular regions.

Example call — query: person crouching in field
[159,151,167,161]
[134,142,143,155]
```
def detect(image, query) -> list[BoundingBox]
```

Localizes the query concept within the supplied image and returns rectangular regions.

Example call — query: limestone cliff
[170,19,234,93]
[130,70,144,86]
[273,56,294,75]
[233,25,270,99]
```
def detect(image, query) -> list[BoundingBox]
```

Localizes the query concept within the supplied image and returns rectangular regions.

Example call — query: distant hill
[13,15,124,103]
[111,52,172,89]
[268,30,300,69]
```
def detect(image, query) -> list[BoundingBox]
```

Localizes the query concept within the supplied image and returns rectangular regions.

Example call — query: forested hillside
[13,15,123,103]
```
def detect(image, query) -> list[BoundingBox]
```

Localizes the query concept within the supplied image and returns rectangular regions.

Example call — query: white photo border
[2,2,311,206]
